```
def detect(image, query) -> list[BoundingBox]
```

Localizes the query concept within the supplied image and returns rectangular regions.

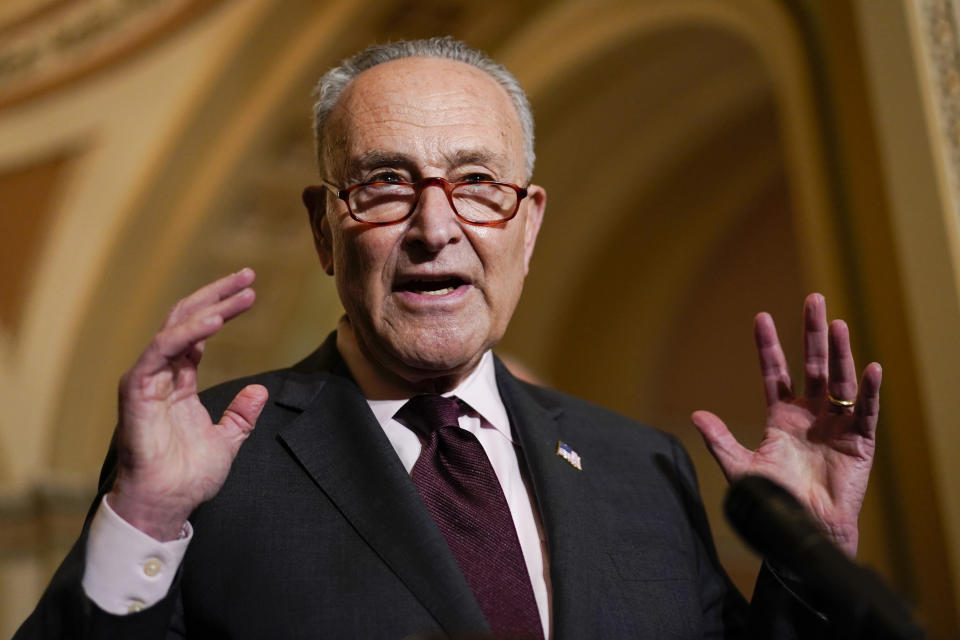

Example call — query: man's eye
[367,171,406,184]
[461,173,494,183]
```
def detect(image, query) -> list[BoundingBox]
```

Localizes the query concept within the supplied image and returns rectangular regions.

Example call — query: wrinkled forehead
[321,57,526,180]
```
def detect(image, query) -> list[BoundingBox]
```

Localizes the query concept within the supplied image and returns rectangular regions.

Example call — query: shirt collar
[366,351,513,442]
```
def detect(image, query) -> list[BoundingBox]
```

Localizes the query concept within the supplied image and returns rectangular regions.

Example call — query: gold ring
[827,393,856,408]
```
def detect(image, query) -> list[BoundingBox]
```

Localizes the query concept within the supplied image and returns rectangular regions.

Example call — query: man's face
[310,56,545,387]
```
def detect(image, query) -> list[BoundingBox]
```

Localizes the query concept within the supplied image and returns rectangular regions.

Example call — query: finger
[802,293,828,400]
[755,312,793,405]
[827,319,858,412]
[186,340,205,367]
[142,287,256,371]
[198,285,256,326]
[691,410,751,482]
[162,268,256,329]
[218,384,269,442]
[132,312,226,381]
[853,362,882,438]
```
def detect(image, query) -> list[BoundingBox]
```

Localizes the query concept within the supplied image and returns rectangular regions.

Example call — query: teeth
[417,287,455,295]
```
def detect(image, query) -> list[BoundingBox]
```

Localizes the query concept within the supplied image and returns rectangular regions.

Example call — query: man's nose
[405,179,463,252]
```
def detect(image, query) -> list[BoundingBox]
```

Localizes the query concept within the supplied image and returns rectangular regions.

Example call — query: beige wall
[1,0,958,636]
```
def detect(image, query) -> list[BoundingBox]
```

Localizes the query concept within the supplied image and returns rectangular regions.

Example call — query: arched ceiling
[0,0,222,108]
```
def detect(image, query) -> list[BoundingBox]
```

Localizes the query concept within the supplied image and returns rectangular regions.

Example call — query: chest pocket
[600,541,703,639]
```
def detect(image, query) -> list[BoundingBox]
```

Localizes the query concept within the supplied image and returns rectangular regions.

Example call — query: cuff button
[143,557,162,577]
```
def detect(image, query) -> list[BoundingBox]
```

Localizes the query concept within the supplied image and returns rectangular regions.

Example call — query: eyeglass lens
[350,182,518,223]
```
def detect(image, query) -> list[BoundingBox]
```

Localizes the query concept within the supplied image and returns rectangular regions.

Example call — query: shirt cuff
[81,495,192,615]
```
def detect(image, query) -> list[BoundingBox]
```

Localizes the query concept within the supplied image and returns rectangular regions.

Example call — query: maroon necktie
[396,394,543,640]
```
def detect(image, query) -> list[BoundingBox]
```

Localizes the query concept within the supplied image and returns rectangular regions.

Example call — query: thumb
[691,410,750,482]
[218,384,268,441]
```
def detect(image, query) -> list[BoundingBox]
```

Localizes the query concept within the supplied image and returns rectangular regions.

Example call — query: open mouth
[395,277,468,296]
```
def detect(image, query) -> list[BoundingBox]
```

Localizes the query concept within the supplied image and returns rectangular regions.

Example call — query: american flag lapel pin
[556,441,582,471]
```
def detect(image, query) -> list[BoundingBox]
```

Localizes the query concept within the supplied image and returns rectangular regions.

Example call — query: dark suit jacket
[16,334,826,639]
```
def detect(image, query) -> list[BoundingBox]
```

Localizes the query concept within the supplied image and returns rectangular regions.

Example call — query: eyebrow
[344,148,503,180]
[444,148,498,168]
[337,151,410,182]
[350,151,415,174]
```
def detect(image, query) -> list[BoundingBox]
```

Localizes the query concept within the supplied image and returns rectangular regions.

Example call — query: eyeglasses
[307,177,528,226]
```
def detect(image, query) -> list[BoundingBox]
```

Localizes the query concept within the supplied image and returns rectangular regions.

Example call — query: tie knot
[396,394,461,440]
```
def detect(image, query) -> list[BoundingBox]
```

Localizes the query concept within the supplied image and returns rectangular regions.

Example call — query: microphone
[725,475,925,640]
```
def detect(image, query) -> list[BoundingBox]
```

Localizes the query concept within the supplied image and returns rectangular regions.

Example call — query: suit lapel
[274,338,489,635]
[495,359,600,640]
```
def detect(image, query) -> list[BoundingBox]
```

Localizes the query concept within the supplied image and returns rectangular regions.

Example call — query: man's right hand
[107,269,269,541]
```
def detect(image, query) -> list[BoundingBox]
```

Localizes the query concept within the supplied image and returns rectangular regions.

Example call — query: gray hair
[312,36,535,180]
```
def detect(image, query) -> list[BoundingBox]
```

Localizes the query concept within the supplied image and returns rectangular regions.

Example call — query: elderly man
[18,37,880,639]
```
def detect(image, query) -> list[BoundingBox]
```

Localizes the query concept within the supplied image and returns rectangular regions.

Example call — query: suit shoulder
[197,367,294,416]
[515,378,681,452]
[197,335,341,417]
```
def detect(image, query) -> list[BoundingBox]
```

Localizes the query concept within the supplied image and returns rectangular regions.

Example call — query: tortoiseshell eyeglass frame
[304,177,528,227]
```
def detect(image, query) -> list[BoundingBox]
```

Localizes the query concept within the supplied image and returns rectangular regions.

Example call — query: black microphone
[725,475,925,640]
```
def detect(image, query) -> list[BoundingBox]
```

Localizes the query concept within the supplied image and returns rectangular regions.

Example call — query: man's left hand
[691,293,881,557]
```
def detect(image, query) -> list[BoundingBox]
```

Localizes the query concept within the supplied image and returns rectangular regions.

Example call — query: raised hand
[107,269,269,541]
[691,294,881,556]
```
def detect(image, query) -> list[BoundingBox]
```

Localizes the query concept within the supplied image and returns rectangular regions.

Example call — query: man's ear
[303,186,334,275]
[521,184,546,275]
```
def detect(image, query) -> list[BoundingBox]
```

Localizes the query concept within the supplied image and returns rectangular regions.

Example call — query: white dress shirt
[368,350,551,636]
[82,350,552,637]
